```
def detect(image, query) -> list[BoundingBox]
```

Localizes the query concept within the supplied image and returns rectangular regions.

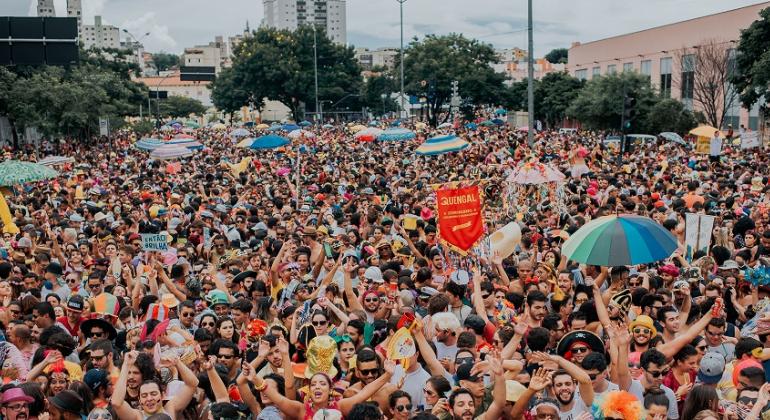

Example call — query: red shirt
[56,316,83,337]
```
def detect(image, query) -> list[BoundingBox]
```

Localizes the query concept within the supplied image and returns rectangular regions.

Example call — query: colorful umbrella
[249,134,290,150]
[491,118,505,126]
[134,138,163,151]
[256,123,270,129]
[416,134,470,156]
[689,125,720,138]
[211,123,227,130]
[268,124,283,132]
[150,144,194,160]
[659,132,686,145]
[167,138,204,150]
[438,122,453,129]
[561,215,678,267]
[0,160,58,186]
[494,108,507,115]
[236,137,256,148]
[354,127,383,142]
[231,128,251,137]
[322,124,334,129]
[288,129,316,139]
[378,128,415,142]
[299,120,313,127]
[184,121,200,129]
[38,156,75,166]
[282,123,300,132]
[506,162,565,185]
[350,124,367,133]
[465,123,478,130]
[480,120,495,127]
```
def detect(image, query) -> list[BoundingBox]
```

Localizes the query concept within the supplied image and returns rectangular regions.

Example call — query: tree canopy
[397,33,506,126]
[152,52,181,72]
[211,26,363,120]
[159,96,207,118]
[534,72,583,128]
[545,48,569,64]
[732,6,770,109]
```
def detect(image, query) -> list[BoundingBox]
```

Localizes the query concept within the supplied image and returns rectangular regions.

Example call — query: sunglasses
[647,369,668,378]
[181,312,195,318]
[628,362,641,369]
[359,368,379,376]
[88,283,102,289]
[633,327,651,335]
[423,388,436,396]
[571,347,589,354]
[312,320,328,327]
[395,404,412,412]
[90,331,106,338]
[481,294,490,300]
[201,322,215,327]
[364,297,379,303]
[218,354,235,360]
[587,372,601,380]
[696,345,708,351]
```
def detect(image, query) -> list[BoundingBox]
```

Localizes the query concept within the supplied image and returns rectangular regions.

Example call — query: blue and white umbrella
[268,124,283,132]
[135,138,164,151]
[368,120,381,127]
[416,134,470,156]
[167,138,204,150]
[465,122,478,130]
[299,120,313,127]
[282,123,300,132]
[150,144,195,160]
[491,118,505,126]
[322,124,334,129]
[231,128,251,137]
[378,128,416,142]
[288,129,316,139]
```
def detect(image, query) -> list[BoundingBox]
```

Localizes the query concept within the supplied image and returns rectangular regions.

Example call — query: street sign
[180,66,216,82]
[98,118,109,136]
[149,91,168,99]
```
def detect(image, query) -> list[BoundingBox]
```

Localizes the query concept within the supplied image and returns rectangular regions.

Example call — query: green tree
[642,98,698,134]
[732,7,770,109]
[567,72,658,131]
[219,26,362,120]
[545,48,569,64]
[535,72,583,128]
[211,67,250,121]
[397,33,506,126]
[152,52,181,72]
[361,67,398,116]
[499,80,530,111]
[159,96,207,118]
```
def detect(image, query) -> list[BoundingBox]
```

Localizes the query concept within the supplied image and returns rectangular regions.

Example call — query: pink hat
[659,264,680,277]
[1,388,34,404]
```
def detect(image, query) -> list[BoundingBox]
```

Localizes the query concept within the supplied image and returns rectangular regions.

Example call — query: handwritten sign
[741,132,761,150]
[141,234,169,252]
[695,137,711,154]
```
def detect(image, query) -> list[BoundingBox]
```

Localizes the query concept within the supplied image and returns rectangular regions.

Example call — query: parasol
[211,123,227,130]
[659,132,686,145]
[150,144,195,160]
[507,162,565,185]
[167,138,204,150]
[299,120,313,127]
[231,128,251,137]
[0,160,58,233]
[415,134,470,156]
[354,127,383,142]
[249,134,290,150]
[256,123,270,130]
[282,123,300,132]
[38,156,75,166]
[377,128,416,142]
[438,122,453,129]
[561,214,678,267]
[288,129,316,139]
[689,125,720,138]
[134,138,163,151]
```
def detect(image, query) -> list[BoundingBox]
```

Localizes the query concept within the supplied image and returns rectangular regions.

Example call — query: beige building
[82,16,120,50]
[568,2,770,129]
[354,47,398,70]
[136,72,213,107]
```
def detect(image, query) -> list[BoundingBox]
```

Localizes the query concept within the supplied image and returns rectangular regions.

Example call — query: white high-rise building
[82,16,120,50]
[37,0,55,17]
[66,0,82,38]
[262,0,347,45]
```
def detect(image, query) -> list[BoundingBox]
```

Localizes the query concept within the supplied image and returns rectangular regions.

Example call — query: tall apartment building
[82,16,120,49]
[37,0,55,17]
[262,0,347,45]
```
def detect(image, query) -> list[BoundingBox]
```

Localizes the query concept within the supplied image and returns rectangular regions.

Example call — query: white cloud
[121,11,177,50]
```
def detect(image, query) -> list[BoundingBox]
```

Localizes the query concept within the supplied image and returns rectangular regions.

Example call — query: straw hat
[304,336,338,379]
[488,222,522,259]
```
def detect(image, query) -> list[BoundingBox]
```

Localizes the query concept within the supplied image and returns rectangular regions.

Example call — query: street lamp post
[313,26,319,124]
[527,0,534,146]
[397,0,407,120]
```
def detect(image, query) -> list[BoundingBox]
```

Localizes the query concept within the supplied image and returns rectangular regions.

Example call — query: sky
[1,0,767,55]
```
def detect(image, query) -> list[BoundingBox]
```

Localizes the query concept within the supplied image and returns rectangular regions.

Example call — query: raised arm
[471,268,490,323]
[592,280,612,328]
[509,368,552,420]
[342,258,364,312]
[204,356,230,403]
[236,363,262,415]
[338,360,396,415]
[657,309,714,360]
[261,376,304,420]
[413,320,448,377]
[477,354,506,420]
[165,354,200,414]
[112,351,142,420]
[534,352,593,407]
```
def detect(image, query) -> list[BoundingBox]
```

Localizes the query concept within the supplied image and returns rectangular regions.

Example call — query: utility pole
[313,25,319,124]
[397,0,407,120]
[527,0,535,146]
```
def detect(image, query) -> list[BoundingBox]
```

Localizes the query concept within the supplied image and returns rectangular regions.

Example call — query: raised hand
[203,355,217,371]
[528,367,553,392]
[123,350,139,366]
[258,338,270,358]
[383,359,396,376]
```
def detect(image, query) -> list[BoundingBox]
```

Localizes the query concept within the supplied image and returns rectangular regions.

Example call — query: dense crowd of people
[0,118,769,420]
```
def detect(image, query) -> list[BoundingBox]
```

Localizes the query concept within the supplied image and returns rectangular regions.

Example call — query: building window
[623,62,633,72]
[592,66,600,78]
[607,64,617,74]
[660,57,672,97]
[680,54,695,109]
[640,60,651,76]
[575,69,587,80]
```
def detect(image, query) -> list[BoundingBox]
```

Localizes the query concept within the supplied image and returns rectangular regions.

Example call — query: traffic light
[623,95,637,130]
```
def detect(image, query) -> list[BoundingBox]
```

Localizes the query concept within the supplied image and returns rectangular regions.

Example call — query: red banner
[436,184,484,254]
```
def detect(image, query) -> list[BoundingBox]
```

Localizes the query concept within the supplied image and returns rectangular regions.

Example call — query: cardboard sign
[436,184,484,254]
[695,137,711,154]
[141,234,169,252]
[685,213,715,262]
[741,132,761,150]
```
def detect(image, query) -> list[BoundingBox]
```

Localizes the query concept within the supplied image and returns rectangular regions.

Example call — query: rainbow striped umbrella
[416,134,469,156]
[561,215,677,267]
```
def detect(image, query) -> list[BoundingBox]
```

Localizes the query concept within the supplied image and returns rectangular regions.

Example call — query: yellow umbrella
[212,123,227,130]
[236,138,255,148]
[689,125,721,138]
[350,125,367,133]
[256,123,269,129]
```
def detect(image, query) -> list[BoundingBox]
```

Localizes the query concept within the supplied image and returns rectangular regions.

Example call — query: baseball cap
[697,352,725,384]
[83,369,109,393]
[66,295,85,312]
